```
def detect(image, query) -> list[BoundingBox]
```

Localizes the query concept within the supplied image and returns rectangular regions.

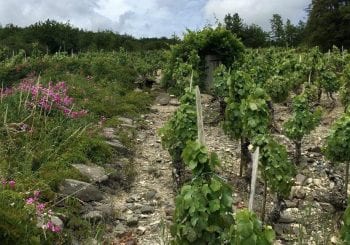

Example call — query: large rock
[155,93,171,105]
[102,128,116,140]
[169,98,180,106]
[295,174,307,186]
[72,164,108,183]
[37,216,63,230]
[83,211,103,222]
[59,179,104,202]
[106,139,131,155]
[118,117,133,126]
[279,208,299,223]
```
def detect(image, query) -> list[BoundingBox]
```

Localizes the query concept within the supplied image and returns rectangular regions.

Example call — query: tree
[244,24,268,48]
[270,14,286,46]
[305,0,350,50]
[224,13,268,48]
[224,13,244,38]
[284,19,305,47]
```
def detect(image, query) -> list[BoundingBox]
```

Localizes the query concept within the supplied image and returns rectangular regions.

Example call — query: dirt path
[113,102,177,244]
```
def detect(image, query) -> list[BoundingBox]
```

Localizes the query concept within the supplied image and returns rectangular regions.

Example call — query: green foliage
[171,175,234,244]
[270,14,286,47]
[264,75,290,103]
[223,71,253,140]
[228,209,275,245]
[0,190,42,245]
[224,100,243,140]
[283,93,322,142]
[224,13,269,48]
[0,49,160,243]
[164,50,200,95]
[0,20,177,54]
[240,86,270,140]
[181,141,220,176]
[305,0,350,50]
[319,70,339,94]
[212,64,230,99]
[258,136,296,197]
[341,202,350,243]
[159,89,197,162]
[163,26,244,93]
[324,112,350,163]
[340,64,350,110]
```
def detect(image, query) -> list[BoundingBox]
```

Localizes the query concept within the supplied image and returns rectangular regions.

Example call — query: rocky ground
[57,89,347,244]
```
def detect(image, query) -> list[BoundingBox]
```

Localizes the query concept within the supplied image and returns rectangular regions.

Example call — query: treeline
[0,19,178,54]
[223,13,305,48]
[223,0,350,50]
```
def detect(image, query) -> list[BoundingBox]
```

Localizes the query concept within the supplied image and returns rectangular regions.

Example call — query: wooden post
[195,86,205,145]
[189,70,194,92]
[248,147,259,211]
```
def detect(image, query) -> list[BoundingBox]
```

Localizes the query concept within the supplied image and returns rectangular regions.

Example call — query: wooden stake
[189,70,194,92]
[249,147,260,211]
[195,86,205,145]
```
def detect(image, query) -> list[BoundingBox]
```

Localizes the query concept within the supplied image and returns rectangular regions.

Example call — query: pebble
[141,205,155,214]
[127,216,139,227]
[137,226,147,235]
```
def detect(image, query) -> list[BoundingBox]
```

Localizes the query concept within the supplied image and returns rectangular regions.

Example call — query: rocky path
[112,101,178,244]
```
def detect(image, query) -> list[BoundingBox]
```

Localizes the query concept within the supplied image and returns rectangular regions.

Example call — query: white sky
[0,0,310,37]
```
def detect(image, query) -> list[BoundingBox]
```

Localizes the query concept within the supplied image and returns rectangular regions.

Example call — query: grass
[0,50,160,244]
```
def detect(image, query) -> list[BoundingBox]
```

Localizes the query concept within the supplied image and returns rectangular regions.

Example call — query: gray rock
[289,186,306,199]
[72,164,108,183]
[51,216,64,228]
[59,179,104,202]
[313,178,322,187]
[102,127,116,140]
[279,208,298,223]
[37,216,64,230]
[126,216,139,227]
[144,190,157,200]
[156,93,171,105]
[83,211,103,222]
[105,139,131,155]
[94,203,115,218]
[141,205,155,214]
[118,117,133,126]
[295,174,307,186]
[137,226,147,235]
[285,200,299,208]
[126,197,135,203]
[114,223,127,236]
[125,203,134,209]
[274,223,306,241]
[169,98,180,106]
[319,202,335,213]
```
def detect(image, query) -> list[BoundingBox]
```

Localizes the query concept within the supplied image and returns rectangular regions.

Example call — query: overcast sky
[0,0,310,38]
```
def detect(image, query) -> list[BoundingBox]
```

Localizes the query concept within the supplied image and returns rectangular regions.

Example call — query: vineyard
[0,25,350,245]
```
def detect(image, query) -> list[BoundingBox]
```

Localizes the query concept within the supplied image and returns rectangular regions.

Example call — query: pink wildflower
[36,203,46,214]
[33,190,40,198]
[1,179,7,187]
[45,221,61,233]
[8,180,15,189]
[26,197,35,205]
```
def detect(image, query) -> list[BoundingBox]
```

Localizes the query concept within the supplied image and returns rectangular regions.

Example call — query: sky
[0,0,310,38]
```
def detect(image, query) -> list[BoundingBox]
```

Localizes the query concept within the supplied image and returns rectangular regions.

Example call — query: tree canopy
[305,0,350,50]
